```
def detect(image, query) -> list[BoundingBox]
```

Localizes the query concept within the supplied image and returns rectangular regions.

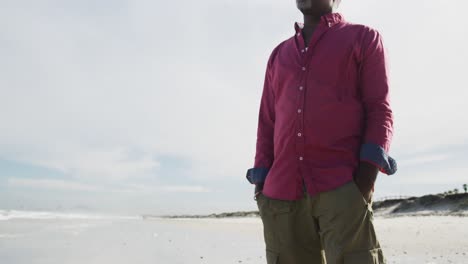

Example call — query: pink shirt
[246,12,397,200]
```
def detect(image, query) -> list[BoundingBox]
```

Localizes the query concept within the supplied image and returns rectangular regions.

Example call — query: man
[245,0,397,263]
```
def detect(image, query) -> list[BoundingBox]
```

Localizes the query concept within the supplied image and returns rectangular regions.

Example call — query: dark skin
[296,0,377,203]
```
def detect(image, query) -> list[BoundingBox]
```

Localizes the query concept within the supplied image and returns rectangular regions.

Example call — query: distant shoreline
[146,192,468,220]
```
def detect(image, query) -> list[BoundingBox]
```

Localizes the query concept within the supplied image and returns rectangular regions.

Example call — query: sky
[1,0,467,216]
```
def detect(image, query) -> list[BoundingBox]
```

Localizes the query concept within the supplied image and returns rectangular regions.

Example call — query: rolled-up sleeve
[358,27,397,175]
[246,50,276,184]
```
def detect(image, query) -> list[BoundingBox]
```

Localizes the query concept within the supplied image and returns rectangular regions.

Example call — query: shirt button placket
[297,49,308,193]
[298,65,306,163]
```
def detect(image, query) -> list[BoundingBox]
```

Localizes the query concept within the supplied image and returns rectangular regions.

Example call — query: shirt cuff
[359,142,397,175]
[246,167,270,184]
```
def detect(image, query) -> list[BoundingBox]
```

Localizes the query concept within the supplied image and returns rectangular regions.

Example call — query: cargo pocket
[268,196,293,214]
[258,194,293,253]
[256,193,276,251]
[344,248,386,264]
[268,196,294,250]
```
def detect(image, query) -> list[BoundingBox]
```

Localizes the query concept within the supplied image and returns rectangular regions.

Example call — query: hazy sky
[1,0,467,215]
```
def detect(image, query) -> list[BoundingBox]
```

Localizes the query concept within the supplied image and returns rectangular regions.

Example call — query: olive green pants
[255,180,386,264]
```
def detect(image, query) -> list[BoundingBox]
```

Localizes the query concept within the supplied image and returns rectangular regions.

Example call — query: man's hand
[255,182,264,194]
[353,161,378,203]
[254,182,264,199]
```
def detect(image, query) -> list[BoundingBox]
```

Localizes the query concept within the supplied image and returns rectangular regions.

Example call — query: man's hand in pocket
[254,182,264,199]
[353,161,378,203]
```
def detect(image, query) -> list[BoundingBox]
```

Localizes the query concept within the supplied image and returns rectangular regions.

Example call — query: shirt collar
[294,12,344,34]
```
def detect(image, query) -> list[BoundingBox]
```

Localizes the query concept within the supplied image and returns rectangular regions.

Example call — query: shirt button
[301,49,305,53]
[298,132,302,137]
[297,109,302,113]
[299,86,304,90]
[302,67,306,71]
[297,33,301,36]
[299,156,304,161]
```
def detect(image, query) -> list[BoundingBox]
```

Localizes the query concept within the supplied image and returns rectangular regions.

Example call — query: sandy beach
[0,211,467,264]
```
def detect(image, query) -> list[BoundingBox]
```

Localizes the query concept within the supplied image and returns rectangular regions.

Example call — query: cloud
[7,177,213,194]
[397,166,468,185]
[0,143,161,182]
[398,153,451,167]
[7,178,102,192]
[128,183,213,193]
